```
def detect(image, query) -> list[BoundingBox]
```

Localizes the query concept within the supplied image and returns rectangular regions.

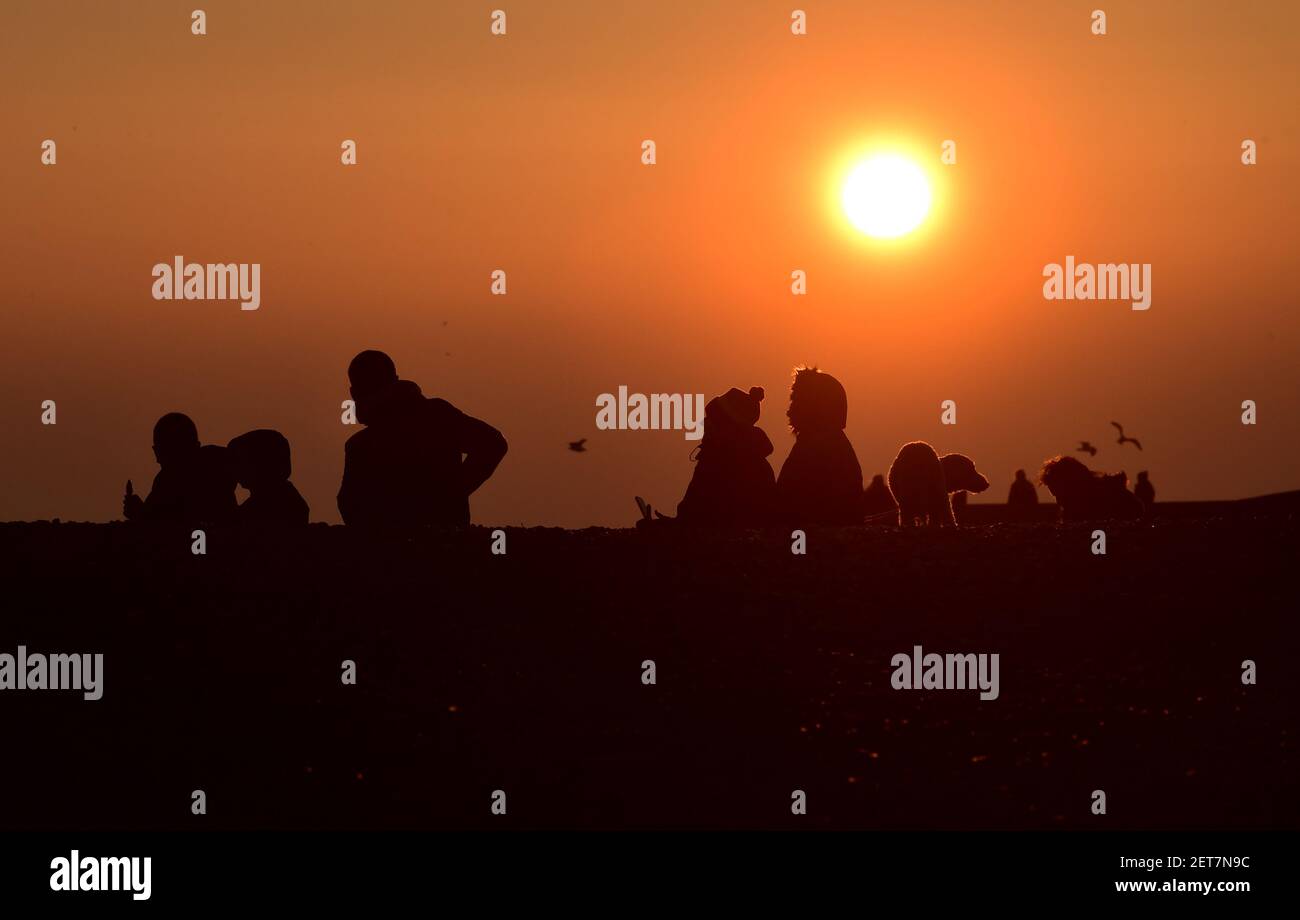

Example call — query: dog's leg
[934,485,956,527]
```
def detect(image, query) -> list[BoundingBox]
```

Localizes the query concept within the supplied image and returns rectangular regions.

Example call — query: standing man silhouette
[337,350,508,528]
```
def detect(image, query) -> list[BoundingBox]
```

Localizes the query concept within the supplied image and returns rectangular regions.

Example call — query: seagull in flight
[568,438,587,453]
[1111,421,1142,451]
[1076,441,1098,457]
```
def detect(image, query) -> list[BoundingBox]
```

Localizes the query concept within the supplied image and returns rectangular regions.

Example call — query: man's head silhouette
[348,350,400,424]
[787,366,848,435]
[152,412,200,467]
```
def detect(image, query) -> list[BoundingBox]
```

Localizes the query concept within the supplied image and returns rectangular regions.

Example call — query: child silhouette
[673,386,776,527]
[123,413,236,524]
[775,367,864,526]
[227,429,309,526]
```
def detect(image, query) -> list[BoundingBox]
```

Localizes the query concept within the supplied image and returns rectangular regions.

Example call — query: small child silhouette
[674,386,776,526]
[227,429,310,526]
[775,367,864,526]
[123,413,236,524]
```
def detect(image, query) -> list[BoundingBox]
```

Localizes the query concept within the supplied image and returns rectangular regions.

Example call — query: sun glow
[841,153,933,239]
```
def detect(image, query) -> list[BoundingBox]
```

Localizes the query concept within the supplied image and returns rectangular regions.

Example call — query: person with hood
[775,367,864,526]
[673,385,777,527]
[227,429,310,526]
[336,350,508,528]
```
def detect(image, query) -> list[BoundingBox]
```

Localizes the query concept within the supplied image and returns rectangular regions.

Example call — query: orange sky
[3,0,1297,526]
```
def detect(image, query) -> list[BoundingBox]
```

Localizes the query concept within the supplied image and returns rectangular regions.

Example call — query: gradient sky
[3,0,1297,526]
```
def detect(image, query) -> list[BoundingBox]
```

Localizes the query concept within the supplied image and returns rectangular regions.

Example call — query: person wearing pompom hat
[672,385,777,526]
[775,366,865,526]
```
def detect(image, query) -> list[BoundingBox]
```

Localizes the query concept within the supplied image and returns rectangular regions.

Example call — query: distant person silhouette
[862,473,897,518]
[1007,468,1039,519]
[122,412,236,524]
[775,367,864,526]
[337,350,508,528]
[227,429,309,526]
[1134,470,1155,508]
[674,386,776,526]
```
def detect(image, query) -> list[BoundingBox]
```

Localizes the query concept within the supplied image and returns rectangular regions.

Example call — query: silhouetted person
[1007,468,1039,519]
[337,350,507,528]
[862,473,897,518]
[1134,470,1155,508]
[122,412,236,524]
[675,386,776,526]
[775,367,863,526]
[227,429,309,526]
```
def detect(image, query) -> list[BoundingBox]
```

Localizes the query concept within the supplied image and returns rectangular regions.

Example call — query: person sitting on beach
[337,350,508,528]
[862,473,897,519]
[1134,470,1155,509]
[227,429,310,526]
[122,412,236,524]
[1006,468,1039,519]
[775,367,864,526]
[673,386,777,527]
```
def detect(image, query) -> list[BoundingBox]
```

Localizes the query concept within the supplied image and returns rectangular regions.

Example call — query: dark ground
[1,511,1296,830]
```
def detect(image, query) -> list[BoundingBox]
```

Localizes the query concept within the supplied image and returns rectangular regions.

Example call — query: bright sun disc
[841,154,932,238]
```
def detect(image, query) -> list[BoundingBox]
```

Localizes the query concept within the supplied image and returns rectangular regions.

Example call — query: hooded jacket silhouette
[675,386,776,527]
[228,429,310,526]
[337,352,507,528]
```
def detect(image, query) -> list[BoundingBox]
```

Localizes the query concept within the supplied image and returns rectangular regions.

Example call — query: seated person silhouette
[1134,470,1155,508]
[673,386,776,526]
[1007,468,1039,519]
[227,429,310,526]
[775,367,864,526]
[122,412,236,524]
[862,473,897,518]
[337,350,508,528]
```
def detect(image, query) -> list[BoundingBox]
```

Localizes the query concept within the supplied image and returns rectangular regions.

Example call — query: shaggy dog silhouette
[1038,455,1144,522]
[887,441,989,528]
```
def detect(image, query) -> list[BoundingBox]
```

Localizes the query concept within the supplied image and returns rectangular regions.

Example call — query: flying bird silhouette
[568,439,587,453]
[1111,421,1142,450]
[1076,441,1098,457]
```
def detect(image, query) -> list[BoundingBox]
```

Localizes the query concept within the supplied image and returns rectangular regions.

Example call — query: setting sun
[841,154,932,239]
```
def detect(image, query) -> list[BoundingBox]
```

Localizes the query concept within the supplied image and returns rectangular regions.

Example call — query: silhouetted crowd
[122,353,1153,530]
